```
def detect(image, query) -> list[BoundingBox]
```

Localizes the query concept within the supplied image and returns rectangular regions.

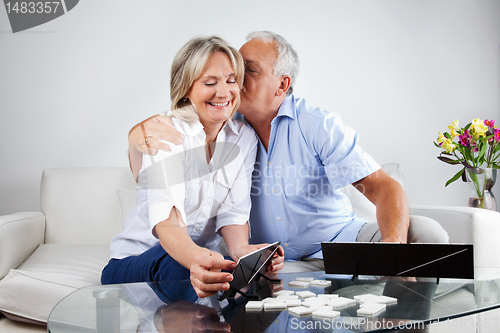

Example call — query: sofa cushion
[40,168,136,244]
[340,163,404,222]
[117,188,138,228]
[0,244,109,323]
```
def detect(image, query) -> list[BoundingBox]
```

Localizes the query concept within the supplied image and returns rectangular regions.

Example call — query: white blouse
[110,118,258,260]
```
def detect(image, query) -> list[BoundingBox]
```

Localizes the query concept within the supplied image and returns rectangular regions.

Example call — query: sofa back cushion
[41,168,136,244]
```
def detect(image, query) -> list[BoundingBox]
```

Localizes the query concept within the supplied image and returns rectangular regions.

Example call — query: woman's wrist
[187,246,212,271]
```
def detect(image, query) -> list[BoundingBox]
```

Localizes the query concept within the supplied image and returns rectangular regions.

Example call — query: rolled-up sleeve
[139,146,188,233]
[315,112,380,189]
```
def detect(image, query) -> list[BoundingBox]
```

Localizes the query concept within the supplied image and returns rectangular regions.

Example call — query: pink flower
[485,119,495,128]
[459,130,472,146]
[495,128,500,143]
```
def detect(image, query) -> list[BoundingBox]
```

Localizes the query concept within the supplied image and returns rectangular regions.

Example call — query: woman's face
[186,52,239,129]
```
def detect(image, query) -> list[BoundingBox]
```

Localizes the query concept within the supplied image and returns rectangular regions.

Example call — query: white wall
[1,0,499,214]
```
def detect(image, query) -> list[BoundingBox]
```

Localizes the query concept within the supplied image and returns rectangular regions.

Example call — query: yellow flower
[437,132,447,144]
[471,118,488,138]
[442,138,455,153]
[448,119,460,138]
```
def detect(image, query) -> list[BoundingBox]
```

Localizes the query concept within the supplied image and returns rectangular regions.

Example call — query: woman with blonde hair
[102,36,283,298]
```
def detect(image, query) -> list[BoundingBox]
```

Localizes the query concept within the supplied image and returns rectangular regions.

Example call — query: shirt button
[284,243,289,247]
[276,217,281,221]
[196,228,201,232]
[272,189,276,194]
[268,161,272,166]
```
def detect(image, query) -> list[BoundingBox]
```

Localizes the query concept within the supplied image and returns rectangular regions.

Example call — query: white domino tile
[310,280,332,287]
[264,302,287,311]
[354,294,397,305]
[328,297,357,309]
[312,309,341,319]
[263,297,286,303]
[288,306,313,316]
[273,290,295,297]
[302,298,329,307]
[288,281,310,288]
[357,303,386,316]
[296,291,316,299]
[285,299,302,307]
[277,295,299,300]
[245,301,263,310]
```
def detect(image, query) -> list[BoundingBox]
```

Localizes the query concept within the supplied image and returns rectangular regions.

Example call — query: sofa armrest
[0,212,45,279]
[409,205,500,273]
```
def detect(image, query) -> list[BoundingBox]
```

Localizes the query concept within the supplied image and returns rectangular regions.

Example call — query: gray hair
[170,36,244,122]
[246,31,300,95]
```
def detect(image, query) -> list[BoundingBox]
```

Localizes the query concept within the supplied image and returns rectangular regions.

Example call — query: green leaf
[437,156,462,165]
[494,142,500,154]
[467,168,482,198]
[463,147,474,166]
[445,167,465,187]
[478,142,488,161]
[433,141,442,148]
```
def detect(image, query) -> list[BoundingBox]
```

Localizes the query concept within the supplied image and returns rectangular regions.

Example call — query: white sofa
[1,167,500,332]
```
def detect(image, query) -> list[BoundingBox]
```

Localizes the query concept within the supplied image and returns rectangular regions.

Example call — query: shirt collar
[275,94,295,120]
[182,117,240,137]
[224,118,240,136]
[182,118,204,136]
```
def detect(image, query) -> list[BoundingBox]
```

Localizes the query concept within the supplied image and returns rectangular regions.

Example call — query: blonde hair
[170,36,244,122]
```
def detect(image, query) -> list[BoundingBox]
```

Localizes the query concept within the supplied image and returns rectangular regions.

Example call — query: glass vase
[466,167,497,210]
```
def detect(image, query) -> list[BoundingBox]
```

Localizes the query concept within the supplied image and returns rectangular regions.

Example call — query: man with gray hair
[128,31,448,272]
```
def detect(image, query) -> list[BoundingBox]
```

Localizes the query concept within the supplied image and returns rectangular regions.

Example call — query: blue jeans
[101,244,197,302]
[101,243,193,283]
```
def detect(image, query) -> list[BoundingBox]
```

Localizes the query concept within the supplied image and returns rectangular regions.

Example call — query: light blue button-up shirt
[237,95,380,260]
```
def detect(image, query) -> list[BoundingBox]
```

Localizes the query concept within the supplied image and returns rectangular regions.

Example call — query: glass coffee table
[47,271,500,332]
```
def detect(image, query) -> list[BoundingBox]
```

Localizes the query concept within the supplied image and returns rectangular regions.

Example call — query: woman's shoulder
[171,117,188,133]
[229,119,258,142]
[230,119,253,134]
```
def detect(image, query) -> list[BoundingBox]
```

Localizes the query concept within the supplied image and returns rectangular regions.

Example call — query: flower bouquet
[434,118,500,209]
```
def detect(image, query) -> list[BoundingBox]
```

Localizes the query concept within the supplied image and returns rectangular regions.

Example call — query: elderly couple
[101,31,448,298]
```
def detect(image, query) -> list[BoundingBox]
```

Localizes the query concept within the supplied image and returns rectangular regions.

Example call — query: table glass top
[47,271,500,333]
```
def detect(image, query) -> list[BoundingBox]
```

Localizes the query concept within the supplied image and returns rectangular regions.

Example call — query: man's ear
[276,75,291,96]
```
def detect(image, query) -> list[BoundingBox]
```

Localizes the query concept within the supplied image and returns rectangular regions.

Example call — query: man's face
[238,39,282,118]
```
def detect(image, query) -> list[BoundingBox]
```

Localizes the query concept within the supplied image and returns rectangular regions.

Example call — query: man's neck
[241,95,288,151]
[245,111,277,152]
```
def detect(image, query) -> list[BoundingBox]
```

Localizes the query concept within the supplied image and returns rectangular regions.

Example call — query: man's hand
[189,251,237,298]
[128,114,185,180]
[129,114,184,155]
